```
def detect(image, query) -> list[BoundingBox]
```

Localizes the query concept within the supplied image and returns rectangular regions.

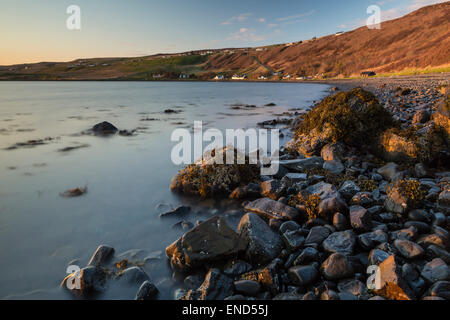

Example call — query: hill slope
[0,2,449,80]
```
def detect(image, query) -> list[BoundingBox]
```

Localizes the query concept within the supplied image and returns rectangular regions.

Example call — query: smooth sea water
[0,81,329,299]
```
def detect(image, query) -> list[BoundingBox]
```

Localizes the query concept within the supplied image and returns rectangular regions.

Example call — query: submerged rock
[92,121,118,135]
[135,280,159,300]
[87,245,115,267]
[165,216,247,270]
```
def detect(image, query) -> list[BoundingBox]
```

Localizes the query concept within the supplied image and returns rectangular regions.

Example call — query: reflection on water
[0,81,329,299]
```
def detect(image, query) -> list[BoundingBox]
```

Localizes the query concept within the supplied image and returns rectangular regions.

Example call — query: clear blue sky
[0,0,445,65]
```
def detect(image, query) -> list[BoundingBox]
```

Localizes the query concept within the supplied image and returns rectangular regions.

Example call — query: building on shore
[361,71,376,77]
[231,74,247,80]
[213,75,225,80]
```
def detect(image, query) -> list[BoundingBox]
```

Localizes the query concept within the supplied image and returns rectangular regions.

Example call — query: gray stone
[260,180,285,200]
[135,280,159,300]
[321,253,354,280]
[394,240,424,259]
[339,181,361,201]
[318,195,348,217]
[358,230,388,250]
[87,245,115,267]
[305,226,331,245]
[159,206,191,219]
[234,280,261,296]
[279,157,324,172]
[426,245,450,264]
[166,216,247,270]
[306,182,338,200]
[282,230,305,251]
[332,213,348,231]
[118,267,149,285]
[238,213,283,266]
[223,260,252,277]
[197,269,234,300]
[323,160,345,174]
[368,249,390,265]
[337,279,367,298]
[279,221,300,234]
[421,258,449,283]
[428,281,450,299]
[323,230,357,256]
[377,162,400,181]
[349,205,372,232]
[244,198,300,220]
[350,192,374,208]
[289,265,319,286]
[293,247,320,266]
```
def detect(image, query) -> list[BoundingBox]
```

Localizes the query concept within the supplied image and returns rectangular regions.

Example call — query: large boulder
[289,88,393,156]
[237,213,283,266]
[170,147,260,198]
[166,216,247,270]
[92,121,118,135]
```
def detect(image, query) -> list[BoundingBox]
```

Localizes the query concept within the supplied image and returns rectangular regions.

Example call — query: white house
[231,74,247,80]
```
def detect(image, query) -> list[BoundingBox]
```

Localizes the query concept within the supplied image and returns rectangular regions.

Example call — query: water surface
[0,81,329,299]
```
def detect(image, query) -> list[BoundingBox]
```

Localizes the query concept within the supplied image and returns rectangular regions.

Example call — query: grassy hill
[1,2,449,81]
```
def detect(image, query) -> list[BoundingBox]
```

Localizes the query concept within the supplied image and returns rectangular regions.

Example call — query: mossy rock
[379,124,449,167]
[292,88,394,156]
[433,91,450,138]
[170,147,260,198]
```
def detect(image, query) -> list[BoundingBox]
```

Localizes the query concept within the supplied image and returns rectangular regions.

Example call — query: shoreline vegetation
[62,75,450,300]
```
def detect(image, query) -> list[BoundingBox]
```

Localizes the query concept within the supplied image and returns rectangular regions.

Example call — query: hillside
[0,2,449,80]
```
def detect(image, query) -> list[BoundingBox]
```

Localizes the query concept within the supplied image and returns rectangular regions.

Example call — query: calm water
[0,81,329,300]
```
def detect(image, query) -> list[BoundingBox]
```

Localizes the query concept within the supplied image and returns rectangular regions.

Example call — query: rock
[282,230,305,251]
[242,260,282,295]
[197,269,234,300]
[374,255,415,300]
[321,290,340,300]
[283,173,308,183]
[305,226,330,246]
[350,192,374,208]
[223,260,252,277]
[337,279,367,298]
[170,146,260,197]
[92,121,118,135]
[438,190,450,212]
[293,247,320,266]
[349,205,372,232]
[237,213,283,266]
[417,233,448,249]
[393,240,424,259]
[87,245,115,267]
[318,195,348,218]
[427,245,450,264]
[414,163,428,178]
[229,183,261,200]
[306,182,338,200]
[321,143,345,161]
[369,249,391,265]
[234,280,261,296]
[289,265,319,286]
[225,294,247,300]
[428,281,450,300]
[135,280,159,300]
[323,160,345,174]
[117,266,149,285]
[390,226,417,241]
[412,110,430,124]
[321,253,354,280]
[404,221,430,234]
[421,259,449,283]
[279,157,324,172]
[244,198,300,221]
[339,181,361,201]
[377,162,400,181]
[279,221,300,234]
[184,275,204,290]
[260,180,284,200]
[273,292,303,300]
[408,209,432,223]
[358,230,388,250]
[166,216,247,270]
[332,213,348,231]
[323,230,357,256]
[159,206,191,219]
[385,180,423,215]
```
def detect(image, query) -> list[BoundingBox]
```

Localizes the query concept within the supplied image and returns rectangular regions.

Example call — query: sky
[0,0,446,65]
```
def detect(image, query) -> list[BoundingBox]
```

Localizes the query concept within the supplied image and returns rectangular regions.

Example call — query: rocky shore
[64,75,449,300]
